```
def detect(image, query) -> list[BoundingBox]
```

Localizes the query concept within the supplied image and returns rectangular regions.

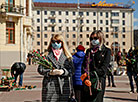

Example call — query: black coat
[82,45,111,102]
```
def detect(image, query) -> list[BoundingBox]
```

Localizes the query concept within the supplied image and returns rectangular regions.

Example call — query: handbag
[68,77,77,102]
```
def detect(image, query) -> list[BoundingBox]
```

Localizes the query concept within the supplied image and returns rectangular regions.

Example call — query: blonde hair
[47,34,72,59]
[90,30,105,48]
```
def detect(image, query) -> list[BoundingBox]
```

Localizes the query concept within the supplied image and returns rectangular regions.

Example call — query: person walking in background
[27,51,32,65]
[72,45,85,102]
[107,53,116,87]
[126,47,138,93]
[11,62,26,87]
[37,34,75,102]
[81,30,111,102]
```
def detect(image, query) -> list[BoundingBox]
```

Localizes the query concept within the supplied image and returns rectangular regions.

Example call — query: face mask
[52,42,62,49]
[91,39,100,46]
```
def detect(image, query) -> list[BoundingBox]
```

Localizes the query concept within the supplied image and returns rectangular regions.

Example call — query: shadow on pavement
[30,76,43,78]
[104,96,137,102]
[24,100,40,102]
[106,90,129,93]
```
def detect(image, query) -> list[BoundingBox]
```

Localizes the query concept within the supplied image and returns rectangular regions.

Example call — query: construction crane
[123,0,135,8]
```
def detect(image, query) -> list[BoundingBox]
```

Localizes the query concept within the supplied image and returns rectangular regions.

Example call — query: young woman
[81,30,111,102]
[37,34,75,102]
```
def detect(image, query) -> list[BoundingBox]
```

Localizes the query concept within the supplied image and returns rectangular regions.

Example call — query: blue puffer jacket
[72,51,85,86]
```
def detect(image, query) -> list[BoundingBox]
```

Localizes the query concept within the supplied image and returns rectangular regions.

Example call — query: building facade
[134,29,138,47]
[0,0,33,68]
[33,2,134,54]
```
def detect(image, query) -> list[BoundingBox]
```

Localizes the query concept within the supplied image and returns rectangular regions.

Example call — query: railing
[0,3,24,15]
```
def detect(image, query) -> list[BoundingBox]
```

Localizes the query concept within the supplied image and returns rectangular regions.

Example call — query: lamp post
[77,0,80,46]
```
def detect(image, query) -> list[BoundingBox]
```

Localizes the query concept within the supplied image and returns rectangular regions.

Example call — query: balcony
[48,22,56,27]
[48,14,56,19]
[0,3,24,17]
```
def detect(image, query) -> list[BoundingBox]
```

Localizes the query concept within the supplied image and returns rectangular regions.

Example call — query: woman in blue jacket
[72,45,85,102]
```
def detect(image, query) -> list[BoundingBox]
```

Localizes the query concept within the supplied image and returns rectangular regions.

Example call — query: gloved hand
[49,69,64,75]
[80,73,88,81]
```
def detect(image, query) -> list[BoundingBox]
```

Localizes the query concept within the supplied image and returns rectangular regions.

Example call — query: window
[100,12,103,16]
[93,12,96,16]
[59,19,62,23]
[100,20,103,24]
[86,27,89,31]
[106,34,109,38]
[123,27,125,32]
[26,0,29,16]
[66,27,69,32]
[86,42,89,45]
[111,12,119,16]
[44,42,47,45]
[37,34,40,38]
[73,34,76,38]
[106,20,108,25]
[51,27,55,32]
[93,20,96,24]
[73,27,76,31]
[122,42,125,45]
[113,34,118,38]
[122,12,125,18]
[86,12,89,16]
[59,27,62,31]
[86,34,89,38]
[72,42,76,45]
[44,26,47,31]
[6,22,15,44]
[113,26,119,32]
[80,20,83,24]
[93,27,96,31]
[79,12,83,16]
[106,42,109,45]
[6,0,15,12]
[66,11,69,15]
[37,26,40,32]
[80,34,82,38]
[44,19,47,23]
[44,34,47,38]
[51,19,55,23]
[80,42,82,45]
[51,11,55,15]
[112,19,119,24]
[37,10,40,15]
[37,49,40,53]
[100,27,103,31]
[37,41,40,45]
[59,11,61,15]
[86,20,89,23]
[66,34,69,38]
[80,27,83,32]
[44,11,47,15]
[66,42,69,45]
[122,34,125,38]
[106,27,109,32]
[73,11,75,15]
[106,12,108,18]
[73,20,76,23]
[122,20,125,25]
[37,19,40,23]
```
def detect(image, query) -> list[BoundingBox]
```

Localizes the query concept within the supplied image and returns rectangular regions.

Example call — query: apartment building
[33,2,134,54]
[0,0,33,68]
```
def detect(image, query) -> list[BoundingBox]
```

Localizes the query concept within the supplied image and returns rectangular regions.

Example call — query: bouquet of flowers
[32,50,55,70]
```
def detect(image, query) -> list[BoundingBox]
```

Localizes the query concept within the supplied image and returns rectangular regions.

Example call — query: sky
[33,0,138,30]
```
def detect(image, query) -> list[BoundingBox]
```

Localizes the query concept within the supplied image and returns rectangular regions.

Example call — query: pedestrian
[27,51,32,65]
[107,53,116,87]
[81,30,111,102]
[72,45,85,102]
[126,47,138,93]
[11,62,26,87]
[37,34,75,102]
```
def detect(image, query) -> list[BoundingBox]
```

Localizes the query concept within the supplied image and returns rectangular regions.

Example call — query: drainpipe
[41,8,43,53]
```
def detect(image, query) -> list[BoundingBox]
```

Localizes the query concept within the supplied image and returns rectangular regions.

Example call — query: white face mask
[91,39,100,46]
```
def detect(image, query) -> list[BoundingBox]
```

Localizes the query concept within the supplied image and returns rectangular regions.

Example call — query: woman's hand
[49,69,64,75]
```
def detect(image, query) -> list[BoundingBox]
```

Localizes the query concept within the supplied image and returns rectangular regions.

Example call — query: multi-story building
[33,2,135,54]
[0,0,33,68]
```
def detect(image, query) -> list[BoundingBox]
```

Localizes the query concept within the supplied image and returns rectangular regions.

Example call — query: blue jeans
[14,73,23,86]
[127,71,138,92]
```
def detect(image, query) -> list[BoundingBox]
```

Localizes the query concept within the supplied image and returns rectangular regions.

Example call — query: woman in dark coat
[38,34,75,102]
[81,30,111,102]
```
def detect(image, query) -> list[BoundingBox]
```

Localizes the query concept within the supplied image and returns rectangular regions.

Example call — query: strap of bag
[68,77,75,98]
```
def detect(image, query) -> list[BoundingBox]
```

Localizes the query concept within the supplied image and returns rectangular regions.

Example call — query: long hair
[47,34,72,59]
[90,30,105,48]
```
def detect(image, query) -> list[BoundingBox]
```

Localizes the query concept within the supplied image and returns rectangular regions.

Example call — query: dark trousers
[127,71,138,92]
[74,85,82,102]
[82,77,106,102]
[107,74,115,86]
[14,73,23,86]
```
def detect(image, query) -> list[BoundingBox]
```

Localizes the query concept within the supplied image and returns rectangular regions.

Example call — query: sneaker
[129,90,134,94]
[112,85,116,87]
